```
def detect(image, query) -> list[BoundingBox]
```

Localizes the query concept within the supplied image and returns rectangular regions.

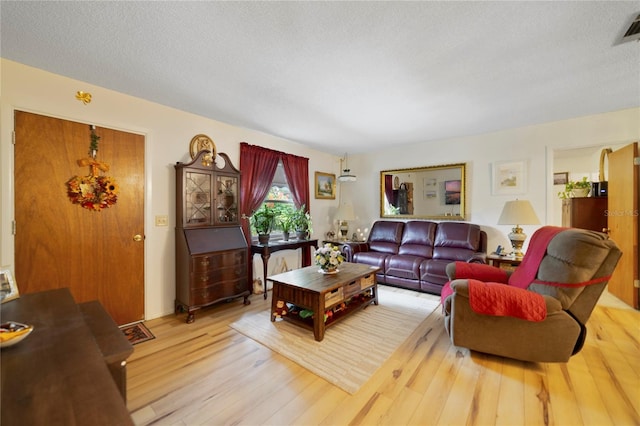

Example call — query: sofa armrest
[469,253,487,264]
[342,242,370,262]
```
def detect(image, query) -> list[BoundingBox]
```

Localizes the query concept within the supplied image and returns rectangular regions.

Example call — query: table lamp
[497,199,540,259]
[335,202,355,240]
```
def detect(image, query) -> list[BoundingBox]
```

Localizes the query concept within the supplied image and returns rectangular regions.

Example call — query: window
[253,161,295,236]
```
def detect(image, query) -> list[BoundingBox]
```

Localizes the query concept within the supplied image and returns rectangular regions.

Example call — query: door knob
[133,234,144,242]
[602,228,610,234]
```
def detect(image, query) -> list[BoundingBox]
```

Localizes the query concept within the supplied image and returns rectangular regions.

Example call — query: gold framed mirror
[380,163,466,220]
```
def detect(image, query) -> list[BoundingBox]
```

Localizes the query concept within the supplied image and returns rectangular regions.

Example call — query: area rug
[229,286,440,394]
[120,322,155,345]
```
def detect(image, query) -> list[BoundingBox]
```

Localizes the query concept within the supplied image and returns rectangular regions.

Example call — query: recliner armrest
[445,261,509,283]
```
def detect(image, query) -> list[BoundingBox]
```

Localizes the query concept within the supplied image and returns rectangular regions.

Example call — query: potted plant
[558,176,591,199]
[276,207,294,241]
[290,204,313,239]
[250,204,277,244]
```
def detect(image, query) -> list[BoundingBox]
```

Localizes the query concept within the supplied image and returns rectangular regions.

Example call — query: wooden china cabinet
[175,150,250,323]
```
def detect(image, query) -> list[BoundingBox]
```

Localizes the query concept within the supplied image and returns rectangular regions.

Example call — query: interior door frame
[4,107,150,321]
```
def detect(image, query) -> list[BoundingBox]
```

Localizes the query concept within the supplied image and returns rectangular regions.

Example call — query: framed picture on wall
[553,172,569,185]
[0,267,19,304]
[315,172,336,199]
[492,160,527,195]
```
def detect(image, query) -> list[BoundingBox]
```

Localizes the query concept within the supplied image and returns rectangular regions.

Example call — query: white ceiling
[1,1,639,155]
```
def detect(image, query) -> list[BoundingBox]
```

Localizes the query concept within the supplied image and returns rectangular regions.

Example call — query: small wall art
[492,160,527,195]
[0,267,19,304]
[315,171,336,199]
[553,172,569,185]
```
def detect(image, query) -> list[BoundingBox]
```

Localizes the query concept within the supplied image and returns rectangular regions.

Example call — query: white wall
[344,108,639,253]
[0,59,341,320]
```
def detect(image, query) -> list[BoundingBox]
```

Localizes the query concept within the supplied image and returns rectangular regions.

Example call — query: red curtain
[385,175,394,205]
[239,143,281,244]
[281,153,310,210]
[282,152,311,265]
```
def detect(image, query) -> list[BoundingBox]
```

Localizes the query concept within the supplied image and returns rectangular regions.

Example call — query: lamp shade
[497,200,540,225]
[335,202,355,221]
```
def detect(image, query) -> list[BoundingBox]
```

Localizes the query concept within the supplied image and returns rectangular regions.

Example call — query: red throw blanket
[454,262,509,283]
[468,279,546,322]
[508,226,565,289]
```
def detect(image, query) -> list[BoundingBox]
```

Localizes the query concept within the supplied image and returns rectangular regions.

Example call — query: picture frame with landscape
[492,160,527,195]
[315,172,336,199]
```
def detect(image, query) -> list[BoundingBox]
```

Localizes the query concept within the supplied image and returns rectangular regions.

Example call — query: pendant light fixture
[338,153,357,182]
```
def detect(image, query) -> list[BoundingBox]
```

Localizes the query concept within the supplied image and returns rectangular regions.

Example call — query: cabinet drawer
[343,279,362,297]
[325,287,344,307]
[190,279,249,305]
[191,251,246,272]
[191,265,247,289]
[359,273,375,290]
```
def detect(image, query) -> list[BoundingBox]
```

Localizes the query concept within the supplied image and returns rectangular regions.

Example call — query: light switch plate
[155,215,168,227]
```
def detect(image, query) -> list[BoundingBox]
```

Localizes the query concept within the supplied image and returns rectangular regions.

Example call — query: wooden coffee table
[268,262,380,341]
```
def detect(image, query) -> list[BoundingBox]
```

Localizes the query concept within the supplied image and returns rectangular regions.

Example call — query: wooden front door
[14,111,145,324]
[607,142,639,308]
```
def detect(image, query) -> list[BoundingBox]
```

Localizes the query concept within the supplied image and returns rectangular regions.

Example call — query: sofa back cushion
[398,221,437,258]
[367,221,404,254]
[433,222,483,261]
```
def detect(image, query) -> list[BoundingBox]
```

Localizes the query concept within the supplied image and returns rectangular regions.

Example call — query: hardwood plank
[466,353,502,426]
[495,358,525,425]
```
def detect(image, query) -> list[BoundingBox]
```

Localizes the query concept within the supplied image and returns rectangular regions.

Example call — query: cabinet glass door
[185,172,212,225]
[215,175,238,223]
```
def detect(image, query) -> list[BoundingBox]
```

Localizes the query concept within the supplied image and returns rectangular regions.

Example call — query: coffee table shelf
[282,292,375,331]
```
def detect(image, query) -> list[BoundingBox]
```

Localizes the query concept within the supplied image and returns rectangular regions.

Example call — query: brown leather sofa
[345,220,487,294]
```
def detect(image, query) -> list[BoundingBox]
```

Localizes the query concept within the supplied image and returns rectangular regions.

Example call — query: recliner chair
[441,226,621,362]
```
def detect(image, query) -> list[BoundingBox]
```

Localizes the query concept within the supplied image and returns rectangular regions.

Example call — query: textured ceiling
[1,1,639,154]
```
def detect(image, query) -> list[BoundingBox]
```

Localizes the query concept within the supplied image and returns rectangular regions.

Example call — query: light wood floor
[127,287,639,425]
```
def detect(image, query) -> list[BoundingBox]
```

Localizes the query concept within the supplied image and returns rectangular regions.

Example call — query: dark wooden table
[269,262,380,341]
[250,238,318,299]
[487,254,522,271]
[1,288,133,426]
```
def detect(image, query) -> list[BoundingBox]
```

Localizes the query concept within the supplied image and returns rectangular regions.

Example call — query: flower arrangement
[315,243,344,272]
[67,175,119,211]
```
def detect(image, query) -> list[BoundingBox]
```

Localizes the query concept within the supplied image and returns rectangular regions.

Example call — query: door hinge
[12,131,16,145]
[634,279,640,289]
[12,221,16,235]
[634,157,639,166]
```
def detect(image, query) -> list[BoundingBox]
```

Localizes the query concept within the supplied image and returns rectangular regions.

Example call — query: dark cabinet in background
[562,197,608,233]
[175,150,249,323]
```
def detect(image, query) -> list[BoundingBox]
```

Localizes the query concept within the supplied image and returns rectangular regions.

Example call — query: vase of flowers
[315,243,344,273]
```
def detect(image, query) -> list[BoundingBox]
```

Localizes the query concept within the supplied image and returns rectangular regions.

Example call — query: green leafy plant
[290,204,313,234]
[250,204,277,235]
[276,207,294,233]
[558,176,591,199]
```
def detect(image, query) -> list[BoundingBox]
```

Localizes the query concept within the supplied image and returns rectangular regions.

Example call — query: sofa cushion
[385,255,423,280]
[420,259,451,287]
[398,221,436,258]
[352,251,389,270]
[367,221,404,254]
[433,222,483,261]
